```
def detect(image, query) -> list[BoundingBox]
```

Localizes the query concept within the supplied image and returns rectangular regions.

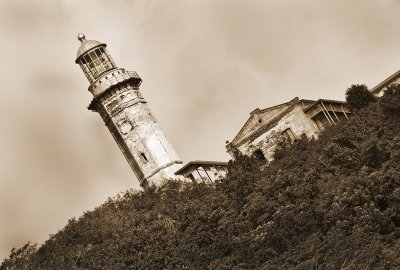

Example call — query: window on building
[281,128,296,143]
[79,48,115,82]
[140,152,148,163]
[253,149,266,161]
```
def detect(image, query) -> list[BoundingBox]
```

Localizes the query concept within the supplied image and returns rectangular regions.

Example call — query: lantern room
[75,33,116,83]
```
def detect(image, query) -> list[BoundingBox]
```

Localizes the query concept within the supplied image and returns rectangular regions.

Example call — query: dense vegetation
[2,86,400,269]
[345,84,376,111]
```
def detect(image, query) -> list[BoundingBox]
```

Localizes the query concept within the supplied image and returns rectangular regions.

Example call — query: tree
[3,84,400,269]
[380,83,400,119]
[345,84,376,111]
[0,243,36,270]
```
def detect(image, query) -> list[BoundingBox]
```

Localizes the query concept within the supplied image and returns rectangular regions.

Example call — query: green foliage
[2,89,400,269]
[345,84,376,111]
[273,133,309,162]
[381,83,400,119]
[0,243,36,270]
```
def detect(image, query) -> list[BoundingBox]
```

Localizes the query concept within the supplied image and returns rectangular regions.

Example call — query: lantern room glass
[79,47,116,82]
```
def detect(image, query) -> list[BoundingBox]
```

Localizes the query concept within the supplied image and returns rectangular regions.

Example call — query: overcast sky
[1,0,400,261]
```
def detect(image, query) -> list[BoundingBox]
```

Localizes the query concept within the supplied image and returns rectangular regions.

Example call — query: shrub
[345,84,376,111]
[3,84,400,269]
[380,83,400,118]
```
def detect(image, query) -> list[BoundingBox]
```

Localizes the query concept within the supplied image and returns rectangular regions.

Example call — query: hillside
[2,86,400,269]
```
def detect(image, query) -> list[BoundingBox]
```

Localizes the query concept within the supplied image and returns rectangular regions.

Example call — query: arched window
[281,128,296,143]
[253,149,266,161]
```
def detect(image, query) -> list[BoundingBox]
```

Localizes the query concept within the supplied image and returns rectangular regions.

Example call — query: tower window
[79,47,116,82]
[140,152,148,163]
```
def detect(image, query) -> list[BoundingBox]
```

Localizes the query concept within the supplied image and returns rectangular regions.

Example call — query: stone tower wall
[95,81,183,187]
[75,35,184,187]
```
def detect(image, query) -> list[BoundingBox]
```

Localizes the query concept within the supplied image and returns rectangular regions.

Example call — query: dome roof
[75,33,106,62]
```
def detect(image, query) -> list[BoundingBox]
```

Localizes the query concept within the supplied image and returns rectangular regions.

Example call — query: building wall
[184,165,227,182]
[232,104,320,161]
[234,105,290,144]
[96,82,183,187]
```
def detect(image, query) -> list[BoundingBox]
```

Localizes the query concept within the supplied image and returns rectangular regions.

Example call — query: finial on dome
[77,33,86,42]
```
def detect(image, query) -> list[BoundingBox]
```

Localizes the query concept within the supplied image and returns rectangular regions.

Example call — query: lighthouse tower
[75,34,183,187]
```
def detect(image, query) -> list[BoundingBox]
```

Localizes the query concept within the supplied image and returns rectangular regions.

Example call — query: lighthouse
[75,34,183,187]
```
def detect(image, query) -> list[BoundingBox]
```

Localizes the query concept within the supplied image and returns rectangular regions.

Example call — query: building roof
[226,98,316,148]
[227,98,296,147]
[175,160,228,175]
[303,99,347,113]
[75,34,106,63]
[370,69,400,95]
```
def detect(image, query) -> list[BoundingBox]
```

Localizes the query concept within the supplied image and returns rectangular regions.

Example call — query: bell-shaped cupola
[75,33,116,83]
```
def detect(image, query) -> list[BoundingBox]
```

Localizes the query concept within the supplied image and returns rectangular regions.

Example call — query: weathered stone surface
[232,103,291,145]
[226,98,352,161]
[231,103,319,161]
[76,36,183,187]
[97,81,184,186]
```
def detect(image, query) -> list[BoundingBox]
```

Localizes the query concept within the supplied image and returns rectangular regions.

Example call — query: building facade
[225,67,400,161]
[75,34,183,187]
[226,97,350,161]
[174,161,228,183]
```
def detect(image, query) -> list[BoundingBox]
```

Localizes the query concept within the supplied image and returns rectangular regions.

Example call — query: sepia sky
[1,0,400,260]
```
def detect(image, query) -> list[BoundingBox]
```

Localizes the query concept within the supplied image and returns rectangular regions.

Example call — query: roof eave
[175,160,228,175]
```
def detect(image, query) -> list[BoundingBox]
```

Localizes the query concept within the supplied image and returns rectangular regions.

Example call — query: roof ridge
[370,69,400,94]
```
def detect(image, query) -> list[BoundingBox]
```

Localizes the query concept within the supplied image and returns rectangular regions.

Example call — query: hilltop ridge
[2,86,400,269]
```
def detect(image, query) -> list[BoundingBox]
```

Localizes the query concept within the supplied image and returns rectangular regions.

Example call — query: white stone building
[174,161,228,183]
[226,98,350,161]
[225,67,400,161]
